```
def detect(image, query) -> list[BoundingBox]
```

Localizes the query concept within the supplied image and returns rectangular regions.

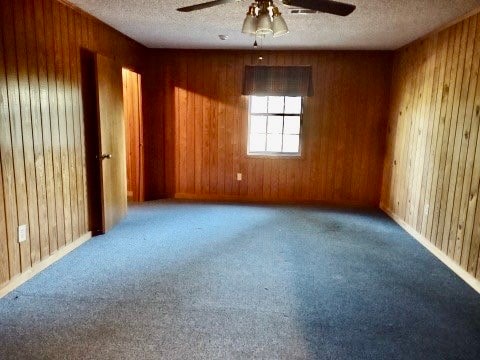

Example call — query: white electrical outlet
[18,224,28,243]
[237,173,242,181]
[424,205,429,216]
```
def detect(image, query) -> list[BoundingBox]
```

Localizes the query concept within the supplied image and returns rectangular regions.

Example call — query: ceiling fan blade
[283,0,356,16]
[177,0,237,12]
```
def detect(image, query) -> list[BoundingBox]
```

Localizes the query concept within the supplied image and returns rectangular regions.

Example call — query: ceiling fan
[177,0,356,17]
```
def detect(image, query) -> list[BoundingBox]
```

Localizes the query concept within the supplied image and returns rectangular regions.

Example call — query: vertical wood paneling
[3,0,32,272]
[424,31,450,239]
[0,15,10,283]
[16,0,42,266]
[61,2,78,244]
[177,58,188,194]
[446,16,478,258]
[416,35,439,233]
[0,0,145,292]
[33,0,58,256]
[53,0,71,248]
[43,0,64,253]
[25,0,50,261]
[193,57,203,195]
[436,21,467,251]
[0,157,9,286]
[201,55,211,195]
[149,50,391,206]
[68,7,83,239]
[0,3,21,279]
[382,12,480,280]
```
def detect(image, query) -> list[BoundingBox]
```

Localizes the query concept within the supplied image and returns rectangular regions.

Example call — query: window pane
[283,134,300,153]
[266,134,282,152]
[268,96,284,113]
[284,97,302,114]
[267,116,283,134]
[249,134,266,152]
[251,96,268,113]
[248,96,302,156]
[283,116,300,134]
[250,115,267,133]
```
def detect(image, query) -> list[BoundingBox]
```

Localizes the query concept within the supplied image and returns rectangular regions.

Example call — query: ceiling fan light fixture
[242,5,258,35]
[256,9,273,36]
[176,0,356,41]
[242,16,257,34]
[272,6,289,37]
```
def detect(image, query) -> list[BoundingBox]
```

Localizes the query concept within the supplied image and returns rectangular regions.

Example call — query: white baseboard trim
[0,232,92,298]
[381,205,480,295]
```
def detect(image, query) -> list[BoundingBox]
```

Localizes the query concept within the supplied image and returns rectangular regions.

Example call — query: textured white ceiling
[68,0,480,50]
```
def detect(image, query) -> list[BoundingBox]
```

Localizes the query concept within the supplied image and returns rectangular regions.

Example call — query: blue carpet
[0,200,479,359]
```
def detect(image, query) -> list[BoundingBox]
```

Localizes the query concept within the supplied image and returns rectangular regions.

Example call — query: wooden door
[122,68,144,202]
[95,54,127,232]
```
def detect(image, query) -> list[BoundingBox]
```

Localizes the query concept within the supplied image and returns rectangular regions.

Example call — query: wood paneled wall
[381,12,480,280]
[145,50,392,205]
[0,0,145,290]
[123,68,144,202]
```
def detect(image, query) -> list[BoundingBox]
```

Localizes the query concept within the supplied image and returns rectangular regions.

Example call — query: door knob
[99,153,112,160]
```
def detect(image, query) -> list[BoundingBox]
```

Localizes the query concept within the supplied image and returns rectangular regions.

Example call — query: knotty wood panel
[145,50,392,206]
[0,0,146,292]
[381,12,480,280]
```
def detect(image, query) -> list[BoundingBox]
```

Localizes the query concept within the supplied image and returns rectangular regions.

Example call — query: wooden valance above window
[242,65,314,97]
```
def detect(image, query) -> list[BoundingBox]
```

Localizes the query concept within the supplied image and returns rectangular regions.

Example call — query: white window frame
[247,96,303,157]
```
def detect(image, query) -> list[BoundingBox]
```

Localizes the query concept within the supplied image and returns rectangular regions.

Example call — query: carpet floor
[1,200,479,360]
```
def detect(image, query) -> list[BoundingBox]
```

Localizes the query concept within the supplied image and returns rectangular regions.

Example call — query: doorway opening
[81,49,103,235]
[122,68,144,203]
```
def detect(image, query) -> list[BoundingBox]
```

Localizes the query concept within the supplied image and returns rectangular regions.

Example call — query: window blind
[242,65,313,97]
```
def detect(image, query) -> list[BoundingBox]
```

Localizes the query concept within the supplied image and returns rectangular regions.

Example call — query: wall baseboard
[0,232,92,298]
[380,204,480,295]
[174,192,377,209]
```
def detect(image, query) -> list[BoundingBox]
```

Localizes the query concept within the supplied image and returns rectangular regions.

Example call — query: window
[248,96,302,155]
